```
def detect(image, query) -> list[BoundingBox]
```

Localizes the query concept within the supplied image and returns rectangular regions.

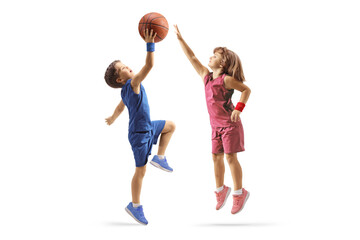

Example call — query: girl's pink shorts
[211,124,245,154]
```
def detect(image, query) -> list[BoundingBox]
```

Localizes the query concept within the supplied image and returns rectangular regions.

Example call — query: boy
[104,29,175,225]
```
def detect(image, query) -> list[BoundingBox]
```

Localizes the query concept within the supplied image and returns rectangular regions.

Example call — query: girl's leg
[157,121,176,156]
[212,153,225,188]
[131,165,146,204]
[225,153,243,190]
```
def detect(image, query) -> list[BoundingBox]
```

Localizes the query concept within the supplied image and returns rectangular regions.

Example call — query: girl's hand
[105,116,115,125]
[231,110,241,122]
[144,28,157,43]
[174,24,183,40]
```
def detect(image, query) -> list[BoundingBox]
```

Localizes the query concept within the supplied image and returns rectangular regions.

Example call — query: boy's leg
[131,165,146,204]
[157,120,176,156]
[126,165,149,225]
[225,153,242,190]
[212,153,225,188]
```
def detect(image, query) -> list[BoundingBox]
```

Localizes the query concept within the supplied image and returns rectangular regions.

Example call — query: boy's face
[115,61,135,84]
[208,52,223,70]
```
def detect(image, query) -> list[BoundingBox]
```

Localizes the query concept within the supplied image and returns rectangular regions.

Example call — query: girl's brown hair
[214,47,246,83]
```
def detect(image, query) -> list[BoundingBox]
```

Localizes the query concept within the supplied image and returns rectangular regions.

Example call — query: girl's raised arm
[174,25,209,82]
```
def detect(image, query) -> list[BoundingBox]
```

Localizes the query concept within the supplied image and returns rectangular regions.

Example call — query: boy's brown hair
[104,60,123,88]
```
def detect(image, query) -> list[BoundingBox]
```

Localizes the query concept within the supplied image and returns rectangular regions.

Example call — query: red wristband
[235,102,245,112]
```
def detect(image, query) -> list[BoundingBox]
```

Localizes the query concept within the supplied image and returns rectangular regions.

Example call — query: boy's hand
[174,24,183,40]
[144,28,157,43]
[231,110,241,122]
[105,116,115,125]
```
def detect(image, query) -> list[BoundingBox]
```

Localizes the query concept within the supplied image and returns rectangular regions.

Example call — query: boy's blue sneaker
[150,155,173,172]
[125,202,148,225]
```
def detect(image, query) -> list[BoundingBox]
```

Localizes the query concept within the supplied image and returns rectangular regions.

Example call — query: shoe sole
[217,187,232,210]
[125,207,148,225]
[232,191,250,215]
[150,161,173,172]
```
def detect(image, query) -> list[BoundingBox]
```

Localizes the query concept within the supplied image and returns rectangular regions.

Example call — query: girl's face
[208,52,223,69]
[115,61,135,84]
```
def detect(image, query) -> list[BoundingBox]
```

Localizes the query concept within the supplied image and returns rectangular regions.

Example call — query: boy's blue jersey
[121,79,152,132]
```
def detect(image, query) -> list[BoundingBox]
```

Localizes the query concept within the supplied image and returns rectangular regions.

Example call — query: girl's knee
[212,153,224,162]
[225,153,238,164]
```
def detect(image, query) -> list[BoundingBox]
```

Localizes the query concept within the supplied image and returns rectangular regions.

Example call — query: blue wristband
[147,42,155,52]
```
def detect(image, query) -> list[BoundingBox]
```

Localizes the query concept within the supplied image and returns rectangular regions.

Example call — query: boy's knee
[168,121,176,132]
[135,166,146,177]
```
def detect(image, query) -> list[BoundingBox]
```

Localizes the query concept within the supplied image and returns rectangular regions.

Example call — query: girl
[174,25,251,214]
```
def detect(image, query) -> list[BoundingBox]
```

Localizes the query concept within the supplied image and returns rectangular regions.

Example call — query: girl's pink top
[204,73,240,128]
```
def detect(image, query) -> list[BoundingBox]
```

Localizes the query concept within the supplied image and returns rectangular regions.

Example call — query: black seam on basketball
[145,13,153,31]
[145,16,168,30]
[140,16,146,36]
[138,23,169,30]
[149,16,168,28]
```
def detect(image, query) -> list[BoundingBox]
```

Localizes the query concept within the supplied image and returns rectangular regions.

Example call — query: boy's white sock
[233,188,243,195]
[216,185,224,193]
[157,155,165,160]
[132,203,140,208]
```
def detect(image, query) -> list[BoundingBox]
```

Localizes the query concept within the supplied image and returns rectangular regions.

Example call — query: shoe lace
[233,196,241,205]
[137,207,145,217]
[163,159,169,167]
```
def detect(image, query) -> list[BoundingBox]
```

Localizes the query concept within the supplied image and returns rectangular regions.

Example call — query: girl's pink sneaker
[231,188,250,214]
[215,185,231,210]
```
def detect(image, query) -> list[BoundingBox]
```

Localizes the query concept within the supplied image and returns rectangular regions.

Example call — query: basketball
[138,12,169,43]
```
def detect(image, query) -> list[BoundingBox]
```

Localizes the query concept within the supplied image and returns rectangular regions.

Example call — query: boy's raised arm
[132,29,157,89]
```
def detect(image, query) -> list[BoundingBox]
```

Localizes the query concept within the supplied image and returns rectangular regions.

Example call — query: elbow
[117,105,125,113]
[145,64,153,72]
[245,87,251,95]
[247,88,251,95]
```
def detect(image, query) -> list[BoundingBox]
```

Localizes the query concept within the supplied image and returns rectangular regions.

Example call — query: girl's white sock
[233,188,243,195]
[216,185,224,193]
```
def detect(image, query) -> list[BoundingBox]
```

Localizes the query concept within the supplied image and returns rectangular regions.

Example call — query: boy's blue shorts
[128,120,166,167]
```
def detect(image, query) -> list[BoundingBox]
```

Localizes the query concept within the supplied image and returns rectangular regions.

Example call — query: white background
[1,0,360,239]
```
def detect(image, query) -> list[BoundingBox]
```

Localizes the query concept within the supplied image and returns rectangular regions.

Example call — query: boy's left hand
[144,28,157,43]
[105,116,115,125]
[231,110,241,122]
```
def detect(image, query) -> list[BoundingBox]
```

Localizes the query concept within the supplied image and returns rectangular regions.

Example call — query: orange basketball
[138,12,169,43]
